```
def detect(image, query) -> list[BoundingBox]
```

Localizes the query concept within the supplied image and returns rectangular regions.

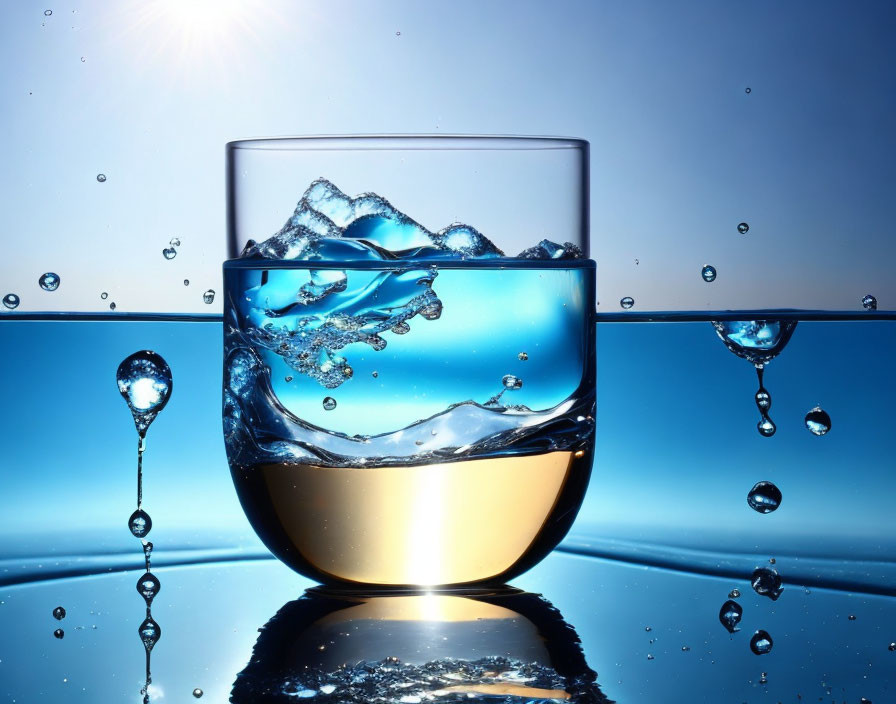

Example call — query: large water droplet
[54,628,64,639]
[620,296,634,309]
[139,616,161,651]
[702,265,717,282]
[96,173,106,182]
[203,289,215,304]
[862,294,877,311]
[758,417,776,437]
[162,247,177,260]
[136,572,160,604]
[3,293,20,309]
[117,350,173,435]
[193,689,203,698]
[53,606,66,620]
[805,406,831,436]
[751,567,783,600]
[750,630,773,655]
[129,509,152,538]
[39,272,60,291]
[322,397,336,411]
[502,374,523,390]
[748,481,782,514]
[737,222,749,234]
[719,600,743,633]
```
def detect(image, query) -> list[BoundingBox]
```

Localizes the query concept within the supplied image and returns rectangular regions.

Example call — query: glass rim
[226,134,589,152]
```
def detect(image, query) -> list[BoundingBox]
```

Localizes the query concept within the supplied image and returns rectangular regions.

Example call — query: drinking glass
[223,136,594,587]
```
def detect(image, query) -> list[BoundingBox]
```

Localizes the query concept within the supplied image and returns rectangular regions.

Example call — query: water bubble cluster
[39,272,60,291]
[3,293,20,309]
[701,264,717,282]
[804,406,831,436]
[747,481,782,514]
[751,567,783,601]
[750,630,773,655]
[719,600,743,633]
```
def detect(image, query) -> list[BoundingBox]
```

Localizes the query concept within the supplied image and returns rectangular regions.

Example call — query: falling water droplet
[518,352,529,361]
[169,237,181,247]
[888,642,895,651]
[136,573,160,603]
[100,292,108,300]
[139,616,161,651]
[719,600,743,633]
[109,302,116,310]
[728,588,741,599]
[96,173,106,182]
[620,296,634,309]
[755,388,771,411]
[117,351,173,436]
[203,289,215,304]
[395,30,401,36]
[745,87,752,94]
[681,645,690,652]
[747,481,782,514]
[162,247,177,260]
[701,265,717,282]
[53,606,66,620]
[129,509,152,538]
[759,672,767,684]
[142,540,153,564]
[183,279,189,286]
[804,406,831,436]
[54,628,64,639]
[758,417,776,437]
[391,321,410,334]
[502,374,523,390]
[750,630,773,655]
[39,272,60,291]
[751,567,783,600]
[80,56,85,62]
[44,9,52,15]
[323,397,337,411]
[737,222,749,234]
[862,294,877,310]
[193,689,203,698]
[3,293,20,309]
[646,654,654,660]
[848,614,857,621]
[284,375,293,382]
[371,371,378,378]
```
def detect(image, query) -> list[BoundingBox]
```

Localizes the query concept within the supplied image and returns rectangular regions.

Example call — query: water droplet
[44,9,52,15]
[322,397,336,411]
[518,352,529,361]
[620,296,634,309]
[142,540,153,563]
[109,302,116,310]
[371,371,378,378]
[768,557,776,564]
[719,600,743,633]
[117,350,173,435]
[80,56,85,62]
[646,654,654,660]
[285,375,293,382]
[848,614,857,621]
[183,279,189,286]
[681,645,690,651]
[701,265,717,282]
[96,173,106,182]
[728,588,741,599]
[750,630,773,655]
[745,87,752,94]
[39,272,60,291]
[757,417,776,437]
[712,320,797,367]
[758,672,767,684]
[645,626,652,632]
[169,237,181,247]
[751,567,783,600]
[2,293,20,309]
[136,573,160,604]
[391,321,410,335]
[193,689,203,698]
[54,628,64,639]
[100,292,108,300]
[737,222,749,234]
[203,289,215,304]
[888,642,895,651]
[139,616,161,651]
[162,247,177,260]
[395,31,401,36]
[343,366,353,378]
[755,388,771,411]
[53,606,66,620]
[804,406,831,436]
[747,481,782,514]
[862,294,877,310]
[129,509,152,538]
[502,374,523,390]
[634,258,639,265]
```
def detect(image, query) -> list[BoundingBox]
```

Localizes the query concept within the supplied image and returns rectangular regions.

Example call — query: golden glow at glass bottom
[250,451,581,586]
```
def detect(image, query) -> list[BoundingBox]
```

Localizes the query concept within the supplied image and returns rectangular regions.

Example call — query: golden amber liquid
[232,449,592,586]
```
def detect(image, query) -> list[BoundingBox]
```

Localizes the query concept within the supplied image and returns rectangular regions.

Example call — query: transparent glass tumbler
[223,136,594,587]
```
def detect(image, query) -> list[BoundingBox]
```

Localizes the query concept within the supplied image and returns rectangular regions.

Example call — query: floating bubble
[322,397,336,411]
[2,293,19,309]
[137,572,160,604]
[117,350,173,435]
[805,406,831,436]
[139,616,161,651]
[620,296,634,309]
[755,388,771,411]
[391,321,410,335]
[719,600,743,633]
[751,567,783,600]
[183,279,189,286]
[750,630,773,655]
[101,292,108,300]
[728,588,741,599]
[737,222,749,234]
[170,237,181,247]
[518,352,528,361]
[203,289,215,304]
[193,689,203,698]
[53,606,66,620]
[862,294,877,310]
[502,374,523,390]
[39,272,60,291]
[96,173,106,182]
[757,417,776,437]
[129,509,152,538]
[747,481,782,514]
[162,247,177,260]
[54,628,64,639]
[701,265,717,282]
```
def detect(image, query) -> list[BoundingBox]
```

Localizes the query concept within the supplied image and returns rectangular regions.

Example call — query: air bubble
[805,406,831,436]
[162,247,177,260]
[755,389,771,411]
[80,56,85,62]
[2,293,19,309]
[646,654,654,660]
[889,642,895,651]
[53,606,66,620]
[701,265,717,282]
[862,294,877,311]
[285,375,293,382]
[848,614,857,621]
[620,296,634,309]
[737,222,749,234]
[39,272,60,291]
[109,302,116,310]
[747,481,782,514]
[96,173,106,182]
[203,290,215,304]
[372,371,378,378]
[323,397,337,411]
[750,630,773,655]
